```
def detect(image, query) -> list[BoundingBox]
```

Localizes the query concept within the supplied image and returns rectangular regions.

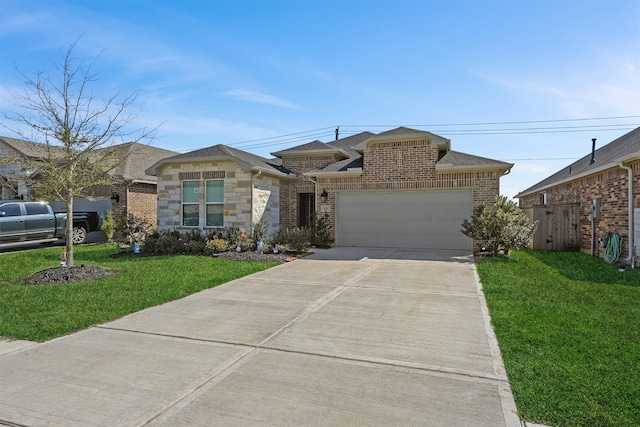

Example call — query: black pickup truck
[0,201,100,245]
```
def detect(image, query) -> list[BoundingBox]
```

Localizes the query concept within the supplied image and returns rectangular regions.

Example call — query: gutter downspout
[619,162,634,264]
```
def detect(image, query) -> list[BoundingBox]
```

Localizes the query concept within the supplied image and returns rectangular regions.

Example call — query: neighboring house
[516,127,640,264]
[148,127,513,250]
[0,136,178,226]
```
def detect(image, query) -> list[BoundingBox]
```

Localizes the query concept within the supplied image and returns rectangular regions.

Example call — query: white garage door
[335,190,473,250]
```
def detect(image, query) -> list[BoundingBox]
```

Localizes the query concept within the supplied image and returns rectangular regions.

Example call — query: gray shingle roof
[437,150,513,169]
[326,132,374,157]
[96,142,179,183]
[314,157,363,173]
[0,136,66,158]
[271,140,333,156]
[0,137,177,183]
[516,127,640,197]
[147,144,293,178]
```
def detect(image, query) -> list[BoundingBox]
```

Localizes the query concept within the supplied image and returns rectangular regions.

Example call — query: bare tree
[1,40,157,266]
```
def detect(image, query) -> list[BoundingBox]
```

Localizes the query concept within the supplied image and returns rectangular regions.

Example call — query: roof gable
[516,127,640,197]
[436,150,513,173]
[352,127,451,152]
[146,144,293,178]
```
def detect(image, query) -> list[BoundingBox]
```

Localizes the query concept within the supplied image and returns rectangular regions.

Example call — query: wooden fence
[522,204,580,251]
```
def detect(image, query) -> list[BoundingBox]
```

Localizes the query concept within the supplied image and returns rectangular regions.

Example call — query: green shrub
[122,213,154,245]
[252,218,270,243]
[185,239,206,254]
[239,238,254,252]
[101,210,116,242]
[461,195,537,255]
[309,213,334,248]
[205,238,229,254]
[270,227,311,253]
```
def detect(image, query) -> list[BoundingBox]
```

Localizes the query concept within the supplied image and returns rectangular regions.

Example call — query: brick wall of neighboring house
[155,160,279,234]
[0,145,28,200]
[279,154,340,228]
[519,161,640,259]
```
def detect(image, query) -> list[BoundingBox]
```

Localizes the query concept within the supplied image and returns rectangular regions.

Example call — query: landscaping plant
[461,195,537,255]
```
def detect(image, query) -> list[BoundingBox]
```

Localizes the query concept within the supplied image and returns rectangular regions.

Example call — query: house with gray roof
[0,136,178,228]
[148,127,512,250]
[516,127,640,263]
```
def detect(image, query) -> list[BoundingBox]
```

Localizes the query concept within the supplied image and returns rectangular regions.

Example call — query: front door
[298,193,315,228]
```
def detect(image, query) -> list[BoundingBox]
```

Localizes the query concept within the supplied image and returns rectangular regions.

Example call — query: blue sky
[1,0,639,199]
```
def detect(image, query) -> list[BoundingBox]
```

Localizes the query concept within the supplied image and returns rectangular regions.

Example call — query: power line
[177,115,639,153]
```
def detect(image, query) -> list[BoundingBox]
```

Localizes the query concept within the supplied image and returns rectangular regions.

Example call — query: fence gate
[523,204,580,251]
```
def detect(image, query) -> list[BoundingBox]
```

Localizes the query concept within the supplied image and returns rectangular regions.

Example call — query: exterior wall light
[320,189,329,202]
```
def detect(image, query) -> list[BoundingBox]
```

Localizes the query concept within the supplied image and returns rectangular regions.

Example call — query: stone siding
[156,160,279,234]
[252,174,280,233]
[519,160,640,260]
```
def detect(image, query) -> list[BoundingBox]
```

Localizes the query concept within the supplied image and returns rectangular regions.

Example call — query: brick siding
[281,138,503,238]
[519,160,640,260]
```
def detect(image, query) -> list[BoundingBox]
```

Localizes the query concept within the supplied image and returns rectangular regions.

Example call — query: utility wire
[182,115,640,154]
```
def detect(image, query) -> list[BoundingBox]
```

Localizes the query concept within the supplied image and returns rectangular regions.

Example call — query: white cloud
[479,51,640,118]
[223,88,300,109]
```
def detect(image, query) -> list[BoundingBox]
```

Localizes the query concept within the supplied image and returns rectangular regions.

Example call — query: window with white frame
[182,180,200,227]
[205,179,224,227]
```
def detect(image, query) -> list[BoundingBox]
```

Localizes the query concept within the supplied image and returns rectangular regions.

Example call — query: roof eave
[271,148,351,159]
[353,132,451,153]
[435,163,513,174]
[515,161,619,198]
[304,168,363,178]
[146,155,291,179]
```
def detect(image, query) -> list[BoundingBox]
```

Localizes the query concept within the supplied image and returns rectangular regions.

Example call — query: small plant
[101,210,116,242]
[185,239,206,254]
[309,213,334,248]
[205,238,229,255]
[252,218,270,243]
[239,238,254,252]
[123,213,153,246]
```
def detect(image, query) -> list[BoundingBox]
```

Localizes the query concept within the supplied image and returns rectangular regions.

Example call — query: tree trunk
[65,194,74,267]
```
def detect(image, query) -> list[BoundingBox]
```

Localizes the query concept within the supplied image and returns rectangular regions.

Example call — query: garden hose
[604,233,621,264]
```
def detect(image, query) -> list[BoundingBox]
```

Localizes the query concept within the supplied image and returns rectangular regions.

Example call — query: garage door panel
[336,190,472,250]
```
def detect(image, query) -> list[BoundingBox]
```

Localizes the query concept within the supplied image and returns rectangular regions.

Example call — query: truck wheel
[72,227,87,244]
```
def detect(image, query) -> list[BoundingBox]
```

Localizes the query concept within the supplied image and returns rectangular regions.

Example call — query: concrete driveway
[0,247,520,426]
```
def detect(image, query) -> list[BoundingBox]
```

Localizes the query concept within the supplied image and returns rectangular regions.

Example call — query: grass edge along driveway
[0,244,278,342]
[476,250,640,427]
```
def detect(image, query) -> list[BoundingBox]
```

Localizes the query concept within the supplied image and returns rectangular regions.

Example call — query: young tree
[1,40,156,266]
[461,195,537,255]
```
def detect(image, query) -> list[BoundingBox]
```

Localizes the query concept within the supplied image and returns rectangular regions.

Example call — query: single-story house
[147,127,513,250]
[0,136,178,226]
[516,127,640,263]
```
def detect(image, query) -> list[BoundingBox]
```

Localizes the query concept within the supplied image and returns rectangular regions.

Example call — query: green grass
[0,244,278,342]
[476,250,640,427]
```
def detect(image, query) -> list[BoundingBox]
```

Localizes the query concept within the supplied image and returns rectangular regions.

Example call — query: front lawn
[0,244,278,342]
[476,250,640,427]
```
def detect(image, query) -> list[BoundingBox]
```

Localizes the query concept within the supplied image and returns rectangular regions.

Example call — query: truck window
[25,203,50,215]
[0,204,22,216]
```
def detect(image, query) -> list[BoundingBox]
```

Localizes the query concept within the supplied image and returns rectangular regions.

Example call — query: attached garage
[335,189,473,250]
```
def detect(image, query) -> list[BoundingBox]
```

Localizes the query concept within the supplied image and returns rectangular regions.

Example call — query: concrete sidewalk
[0,248,520,426]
